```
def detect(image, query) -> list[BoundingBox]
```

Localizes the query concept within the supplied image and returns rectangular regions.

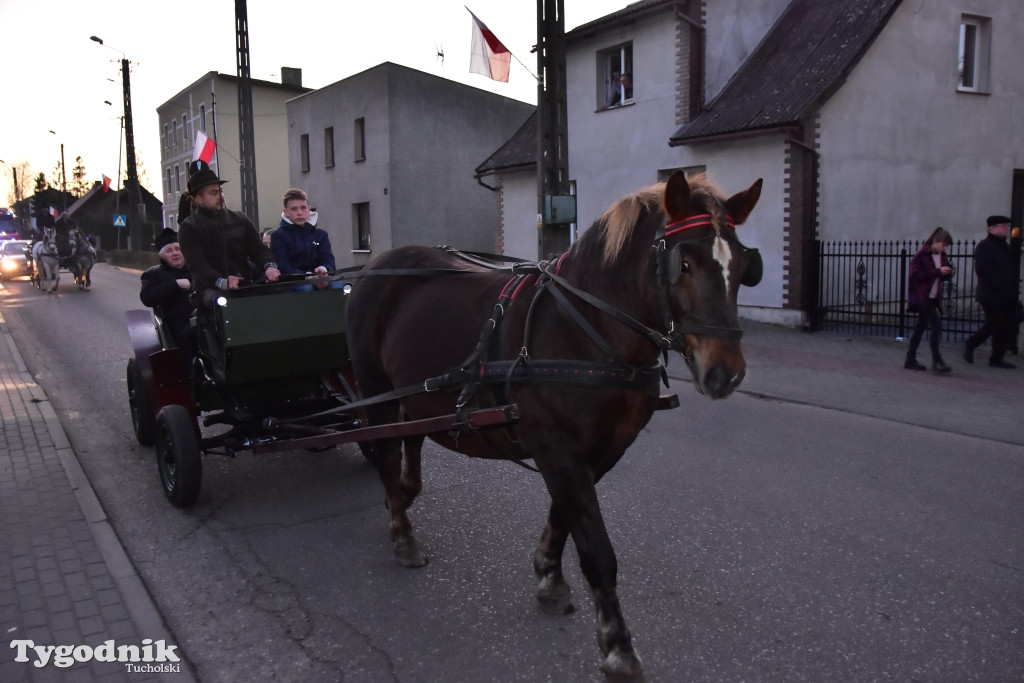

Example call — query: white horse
[69,226,96,290]
[31,228,60,293]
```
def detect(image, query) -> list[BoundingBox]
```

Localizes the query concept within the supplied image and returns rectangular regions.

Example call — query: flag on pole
[467,8,511,83]
[101,175,112,193]
[193,130,216,164]
[49,207,59,218]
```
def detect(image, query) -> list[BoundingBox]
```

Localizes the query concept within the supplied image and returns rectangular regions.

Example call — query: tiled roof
[475,111,537,177]
[671,0,902,144]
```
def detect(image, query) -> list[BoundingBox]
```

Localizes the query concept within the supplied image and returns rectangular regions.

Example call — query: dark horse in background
[346,172,763,680]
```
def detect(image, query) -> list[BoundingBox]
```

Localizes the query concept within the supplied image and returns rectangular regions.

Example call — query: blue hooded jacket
[271,217,336,275]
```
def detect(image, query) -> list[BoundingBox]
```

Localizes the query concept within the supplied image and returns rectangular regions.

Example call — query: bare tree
[34,172,48,194]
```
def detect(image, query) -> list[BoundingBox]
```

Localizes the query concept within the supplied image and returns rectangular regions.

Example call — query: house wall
[386,67,535,252]
[158,73,301,233]
[817,0,1024,242]
[499,171,539,260]
[287,68,392,269]
[567,10,684,233]
[287,63,533,269]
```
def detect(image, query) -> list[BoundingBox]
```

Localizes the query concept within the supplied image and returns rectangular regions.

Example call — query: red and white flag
[49,207,59,218]
[101,175,112,193]
[467,8,510,83]
[193,130,216,164]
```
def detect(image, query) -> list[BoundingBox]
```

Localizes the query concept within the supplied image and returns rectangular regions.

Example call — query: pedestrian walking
[905,227,954,373]
[963,215,1018,369]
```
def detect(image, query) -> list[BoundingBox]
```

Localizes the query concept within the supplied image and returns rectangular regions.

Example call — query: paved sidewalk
[0,311,196,683]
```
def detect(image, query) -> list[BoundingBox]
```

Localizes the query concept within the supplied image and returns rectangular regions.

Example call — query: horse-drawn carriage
[124,172,764,681]
[32,225,96,292]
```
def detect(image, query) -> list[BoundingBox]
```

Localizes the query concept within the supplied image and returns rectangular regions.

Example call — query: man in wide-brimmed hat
[177,160,280,292]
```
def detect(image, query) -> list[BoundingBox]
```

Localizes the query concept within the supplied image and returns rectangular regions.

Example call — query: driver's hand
[265,266,281,282]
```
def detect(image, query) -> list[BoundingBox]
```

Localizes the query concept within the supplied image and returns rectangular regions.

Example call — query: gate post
[897,246,908,339]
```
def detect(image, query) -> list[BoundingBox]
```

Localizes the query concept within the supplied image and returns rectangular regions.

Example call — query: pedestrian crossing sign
[113,214,127,227]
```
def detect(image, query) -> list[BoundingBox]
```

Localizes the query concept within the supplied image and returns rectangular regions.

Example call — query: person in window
[904,227,954,373]
[963,215,1017,369]
[140,227,195,360]
[606,71,633,107]
[270,188,337,291]
[177,160,280,293]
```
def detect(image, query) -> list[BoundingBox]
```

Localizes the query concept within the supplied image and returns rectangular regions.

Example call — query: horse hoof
[600,650,644,682]
[536,577,576,615]
[394,536,428,567]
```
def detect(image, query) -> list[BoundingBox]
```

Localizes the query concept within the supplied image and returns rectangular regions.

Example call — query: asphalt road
[1,263,1022,682]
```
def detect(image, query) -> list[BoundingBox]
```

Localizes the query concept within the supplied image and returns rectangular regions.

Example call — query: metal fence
[815,239,986,342]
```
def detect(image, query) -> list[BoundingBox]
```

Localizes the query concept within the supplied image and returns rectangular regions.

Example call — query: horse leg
[534,504,575,615]
[365,404,427,567]
[541,466,643,681]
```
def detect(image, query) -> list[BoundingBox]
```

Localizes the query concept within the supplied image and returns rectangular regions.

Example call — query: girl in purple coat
[905,227,954,372]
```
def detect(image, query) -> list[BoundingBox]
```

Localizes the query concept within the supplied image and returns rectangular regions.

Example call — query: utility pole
[92,35,144,250]
[235,0,259,225]
[536,0,575,259]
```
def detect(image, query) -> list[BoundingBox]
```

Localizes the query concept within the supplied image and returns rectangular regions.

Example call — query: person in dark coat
[270,188,337,290]
[140,227,195,358]
[905,227,954,372]
[177,160,279,293]
[963,215,1018,369]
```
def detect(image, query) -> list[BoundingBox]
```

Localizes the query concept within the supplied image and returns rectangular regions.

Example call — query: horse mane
[599,173,725,263]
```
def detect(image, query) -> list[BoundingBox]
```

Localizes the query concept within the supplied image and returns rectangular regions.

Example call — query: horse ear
[662,170,692,221]
[724,178,763,225]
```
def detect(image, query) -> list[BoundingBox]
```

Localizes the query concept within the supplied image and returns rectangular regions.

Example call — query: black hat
[155,227,179,252]
[186,160,227,195]
[986,215,1011,227]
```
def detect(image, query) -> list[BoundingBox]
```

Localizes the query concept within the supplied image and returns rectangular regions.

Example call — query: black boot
[904,356,926,371]
[932,357,951,373]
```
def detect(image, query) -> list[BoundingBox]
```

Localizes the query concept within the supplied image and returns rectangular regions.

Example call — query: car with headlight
[0,239,35,280]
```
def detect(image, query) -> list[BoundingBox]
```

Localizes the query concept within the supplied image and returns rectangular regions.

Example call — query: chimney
[281,67,302,87]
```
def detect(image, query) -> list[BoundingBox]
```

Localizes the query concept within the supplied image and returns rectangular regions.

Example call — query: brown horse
[346,171,762,680]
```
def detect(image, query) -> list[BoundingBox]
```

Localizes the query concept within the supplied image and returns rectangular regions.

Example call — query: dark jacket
[178,207,276,290]
[973,233,1015,306]
[271,218,336,274]
[140,261,193,349]
[907,245,952,313]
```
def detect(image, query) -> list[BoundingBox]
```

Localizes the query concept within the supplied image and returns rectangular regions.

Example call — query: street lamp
[48,130,67,210]
[91,34,143,250]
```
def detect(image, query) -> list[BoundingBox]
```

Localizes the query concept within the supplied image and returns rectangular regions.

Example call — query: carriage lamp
[216,296,228,307]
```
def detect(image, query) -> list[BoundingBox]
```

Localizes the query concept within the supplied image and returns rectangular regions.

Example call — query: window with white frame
[958,15,991,93]
[599,43,633,109]
[163,124,169,150]
[171,120,178,150]
[174,164,180,193]
[199,104,207,133]
[300,134,310,172]
[165,167,171,197]
[182,114,188,147]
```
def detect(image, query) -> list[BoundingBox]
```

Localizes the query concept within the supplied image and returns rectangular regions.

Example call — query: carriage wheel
[126,358,156,446]
[155,405,202,508]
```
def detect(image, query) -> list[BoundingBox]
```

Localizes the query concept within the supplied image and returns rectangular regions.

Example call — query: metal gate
[815,239,985,342]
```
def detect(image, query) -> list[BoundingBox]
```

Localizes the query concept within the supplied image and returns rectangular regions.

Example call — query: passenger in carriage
[140,227,196,360]
[270,188,338,291]
[177,160,280,294]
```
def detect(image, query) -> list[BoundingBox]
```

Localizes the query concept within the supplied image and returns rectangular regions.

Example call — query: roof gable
[671,0,902,144]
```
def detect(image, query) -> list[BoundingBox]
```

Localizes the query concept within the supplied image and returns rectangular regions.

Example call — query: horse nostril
[703,365,731,398]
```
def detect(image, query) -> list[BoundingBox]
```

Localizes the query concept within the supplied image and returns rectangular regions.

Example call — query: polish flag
[101,175,112,193]
[467,8,510,83]
[193,130,216,163]
[49,207,59,218]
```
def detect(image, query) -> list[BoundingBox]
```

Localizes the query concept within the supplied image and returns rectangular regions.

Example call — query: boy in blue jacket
[271,188,336,290]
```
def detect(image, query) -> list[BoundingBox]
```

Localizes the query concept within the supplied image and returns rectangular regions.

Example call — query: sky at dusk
[0,0,628,203]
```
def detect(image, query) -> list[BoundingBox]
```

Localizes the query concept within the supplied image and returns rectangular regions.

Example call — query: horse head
[655,171,762,398]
